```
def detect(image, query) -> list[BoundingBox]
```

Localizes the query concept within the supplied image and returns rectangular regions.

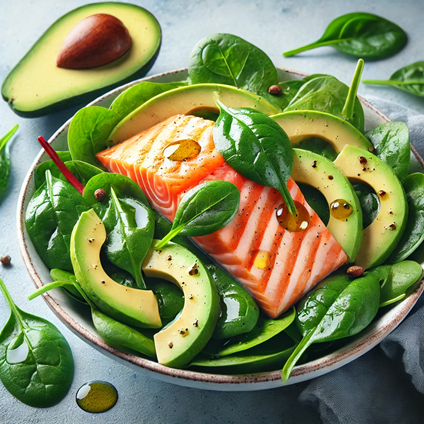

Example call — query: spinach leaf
[283,13,407,59]
[281,271,380,382]
[156,180,239,249]
[50,269,86,303]
[68,106,121,166]
[111,81,187,119]
[380,261,423,307]
[35,157,103,189]
[363,62,424,97]
[26,170,90,271]
[100,188,155,289]
[353,182,379,229]
[296,138,338,162]
[213,102,296,214]
[285,74,365,131]
[261,80,305,112]
[0,125,18,202]
[366,121,410,181]
[297,183,330,225]
[389,173,424,262]
[188,33,278,94]
[0,277,74,407]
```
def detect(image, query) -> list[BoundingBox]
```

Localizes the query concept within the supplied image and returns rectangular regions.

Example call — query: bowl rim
[16,68,424,388]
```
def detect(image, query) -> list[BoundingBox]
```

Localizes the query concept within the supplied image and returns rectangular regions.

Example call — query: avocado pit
[57,14,132,69]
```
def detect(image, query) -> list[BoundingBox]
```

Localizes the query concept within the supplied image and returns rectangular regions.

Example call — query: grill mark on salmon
[97,115,348,317]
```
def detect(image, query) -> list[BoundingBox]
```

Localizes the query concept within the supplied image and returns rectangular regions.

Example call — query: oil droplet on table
[76,381,118,413]
[164,139,201,161]
[330,199,353,220]
[253,250,271,269]
[276,201,310,232]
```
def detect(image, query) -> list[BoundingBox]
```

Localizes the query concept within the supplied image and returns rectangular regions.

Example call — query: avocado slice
[70,209,162,329]
[109,83,279,144]
[142,241,220,369]
[334,145,408,269]
[2,3,161,117]
[292,149,362,262]
[271,111,373,153]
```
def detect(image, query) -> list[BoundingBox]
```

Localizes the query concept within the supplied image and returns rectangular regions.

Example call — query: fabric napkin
[296,96,424,424]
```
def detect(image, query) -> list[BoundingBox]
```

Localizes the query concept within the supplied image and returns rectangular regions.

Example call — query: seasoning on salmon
[97,115,348,318]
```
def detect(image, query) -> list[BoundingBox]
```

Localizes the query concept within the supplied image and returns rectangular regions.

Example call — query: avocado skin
[1,2,162,117]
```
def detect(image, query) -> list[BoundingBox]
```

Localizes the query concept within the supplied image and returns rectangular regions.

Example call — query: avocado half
[2,3,161,117]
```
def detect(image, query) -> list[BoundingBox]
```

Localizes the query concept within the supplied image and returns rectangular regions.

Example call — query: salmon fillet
[97,115,347,317]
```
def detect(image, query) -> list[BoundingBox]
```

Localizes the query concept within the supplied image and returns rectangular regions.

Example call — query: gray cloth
[296,97,424,424]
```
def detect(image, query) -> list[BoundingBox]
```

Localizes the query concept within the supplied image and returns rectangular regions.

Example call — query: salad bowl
[17,68,424,391]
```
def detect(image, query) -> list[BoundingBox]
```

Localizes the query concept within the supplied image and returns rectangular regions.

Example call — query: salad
[25,33,424,382]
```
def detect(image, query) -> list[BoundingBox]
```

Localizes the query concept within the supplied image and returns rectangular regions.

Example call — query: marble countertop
[1,1,423,422]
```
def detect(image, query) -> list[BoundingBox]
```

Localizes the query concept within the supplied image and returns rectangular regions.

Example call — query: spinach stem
[156,228,183,250]
[28,281,75,300]
[362,80,424,86]
[283,39,350,57]
[0,124,18,152]
[280,183,298,217]
[0,277,27,331]
[342,59,364,121]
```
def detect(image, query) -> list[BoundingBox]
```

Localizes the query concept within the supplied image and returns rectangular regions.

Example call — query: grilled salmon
[97,115,347,317]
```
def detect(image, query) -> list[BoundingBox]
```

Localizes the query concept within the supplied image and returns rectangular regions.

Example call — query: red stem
[37,136,85,195]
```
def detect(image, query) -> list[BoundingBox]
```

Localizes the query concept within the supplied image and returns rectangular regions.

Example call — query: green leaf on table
[366,121,410,181]
[213,102,296,214]
[0,125,18,203]
[188,33,278,94]
[156,180,240,249]
[283,12,407,60]
[363,62,424,97]
[25,170,90,272]
[0,277,74,407]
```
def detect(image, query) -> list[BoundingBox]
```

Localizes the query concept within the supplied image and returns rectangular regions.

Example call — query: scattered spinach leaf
[111,81,187,119]
[0,125,18,202]
[363,62,424,97]
[281,272,380,382]
[68,106,121,166]
[353,182,379,229]
[366,121,410,181]
[213,102,296,214]
[389,173,424,263]
[26,170,91,271]
[0,277,74,407]
[285,74,364,131]
[283,13,407,59]
[188,33,278,94]
[155,180,240,249]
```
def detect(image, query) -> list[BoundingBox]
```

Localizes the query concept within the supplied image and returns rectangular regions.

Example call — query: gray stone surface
[0,1,423,423]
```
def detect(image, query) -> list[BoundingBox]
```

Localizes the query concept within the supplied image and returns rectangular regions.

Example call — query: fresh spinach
[296,138,338,162]
[26,170,90,272]
[188,33,278,94]
[50,269,86,303]
[68,106,121,166]
[353,182,379,229]
[0,125,18,202]
[366,121,410,181]
[281,271,380,382]
[155,180,240,249]
[213,102,296,214]
[207,265,259,339]
[285,74,364,131]
[363,62,424,97]
[283,13,407,59]
[34,152,72,188]
[297,183,330,225]
[379,261,423,307]
[262,80,305,112]
[389,173,424,262]
[111,81,187,119]
[342,59,364,122]
[0,277,74,407]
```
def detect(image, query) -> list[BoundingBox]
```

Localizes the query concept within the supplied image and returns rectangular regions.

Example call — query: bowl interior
[17,69,424,391]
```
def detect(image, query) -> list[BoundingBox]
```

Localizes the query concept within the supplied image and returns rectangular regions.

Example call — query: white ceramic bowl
[17,69,424,391]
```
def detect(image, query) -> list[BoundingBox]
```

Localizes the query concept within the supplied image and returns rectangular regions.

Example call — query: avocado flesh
[70,209,162,329]
[109,84,279,144]
[2,3,161,117]
[292,149,363,262]
[271,111,372,153]
[334,145,408,269]
[142,241,221,369]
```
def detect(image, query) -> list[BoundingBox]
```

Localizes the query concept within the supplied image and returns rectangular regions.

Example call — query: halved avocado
[271,111,373,153]
[292,149,362,262]
[143,241,221,369]
[334,145,408,269]
[109,84,279,144]
[2,3,161,117]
